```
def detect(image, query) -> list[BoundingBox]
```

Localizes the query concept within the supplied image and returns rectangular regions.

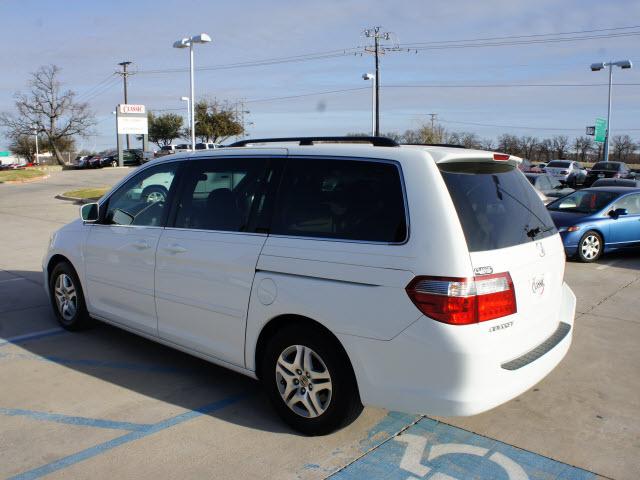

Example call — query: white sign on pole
[117,116,148,135]
[119,104,146,114]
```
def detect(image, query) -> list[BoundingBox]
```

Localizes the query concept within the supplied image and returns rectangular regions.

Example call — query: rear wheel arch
[253,314,357,384]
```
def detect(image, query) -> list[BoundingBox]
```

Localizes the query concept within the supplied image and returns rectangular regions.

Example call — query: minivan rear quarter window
[272,158,407,243]
[440,162,556,252]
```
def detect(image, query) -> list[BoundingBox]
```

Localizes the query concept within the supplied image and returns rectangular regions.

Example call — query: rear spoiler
[431,149,522,168]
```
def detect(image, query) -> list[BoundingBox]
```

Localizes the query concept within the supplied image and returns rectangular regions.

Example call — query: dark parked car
[547,187,640,262]
[101,149,143,167]
[525,173,574,201]
[592,178,640,188]
[583,162,634,187]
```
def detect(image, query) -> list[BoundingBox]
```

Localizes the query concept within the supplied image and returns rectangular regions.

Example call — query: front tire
[577,230,603,262]
[49,262,92,330]
[260,324,363,436]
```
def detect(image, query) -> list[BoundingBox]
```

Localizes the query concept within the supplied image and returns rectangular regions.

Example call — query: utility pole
[427,113,437,130]
[363,26,399,136]
[117,61,133,149]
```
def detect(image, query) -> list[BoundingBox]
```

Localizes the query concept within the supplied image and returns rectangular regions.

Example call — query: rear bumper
[341,282,576,416]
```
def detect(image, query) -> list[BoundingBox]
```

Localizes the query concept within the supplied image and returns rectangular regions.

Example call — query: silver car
[544,160,587,187]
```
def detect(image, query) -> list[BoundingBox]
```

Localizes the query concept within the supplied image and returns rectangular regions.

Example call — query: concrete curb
[54,194,97,204]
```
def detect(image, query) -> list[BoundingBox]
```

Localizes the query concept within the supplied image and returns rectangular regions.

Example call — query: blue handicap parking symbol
[332,417,595,480]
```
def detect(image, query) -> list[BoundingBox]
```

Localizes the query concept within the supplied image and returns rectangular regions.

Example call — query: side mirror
[80,202,99,222]
[609,208,628,218]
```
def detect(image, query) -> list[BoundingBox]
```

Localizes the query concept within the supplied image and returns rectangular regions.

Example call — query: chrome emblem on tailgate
[473,266,493,276]
[531,275,546,296]
[536,241,546,257]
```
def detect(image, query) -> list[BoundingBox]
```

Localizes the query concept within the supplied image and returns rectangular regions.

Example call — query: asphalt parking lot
[1,168,639,480]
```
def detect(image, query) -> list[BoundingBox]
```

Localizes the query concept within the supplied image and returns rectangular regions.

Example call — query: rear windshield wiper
[526,225,555,239]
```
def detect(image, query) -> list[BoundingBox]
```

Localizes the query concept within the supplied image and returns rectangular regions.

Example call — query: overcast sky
[1,0,639,151]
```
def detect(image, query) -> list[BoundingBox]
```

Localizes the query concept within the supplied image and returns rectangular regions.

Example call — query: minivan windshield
[591,162,621,171]
[547,190,619,214]
[440,163,557,252]
[547,161,570,168]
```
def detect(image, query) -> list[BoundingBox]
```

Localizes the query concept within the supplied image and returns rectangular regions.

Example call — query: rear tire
[49,261,92,330]
[260,323,363,436]
[577,230,603,262]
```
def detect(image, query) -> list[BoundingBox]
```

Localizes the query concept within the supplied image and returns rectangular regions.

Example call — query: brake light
[406,273,517,325]
[493,153,510,161]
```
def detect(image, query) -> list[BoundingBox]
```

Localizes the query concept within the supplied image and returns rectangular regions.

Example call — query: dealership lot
[1,169,639,480]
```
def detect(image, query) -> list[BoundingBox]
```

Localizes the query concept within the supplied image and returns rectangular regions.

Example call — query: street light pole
[362,73,376,136]
[33,127,39,165]
[180,96,190,139]
[173,33,212,152]
[590,59,632,162]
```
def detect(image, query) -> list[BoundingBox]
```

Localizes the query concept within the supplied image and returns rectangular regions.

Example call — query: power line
[439,118,640,132]
[75,73,118,102]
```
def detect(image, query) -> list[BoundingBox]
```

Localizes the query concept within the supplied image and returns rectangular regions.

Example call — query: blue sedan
[547,187,640,262]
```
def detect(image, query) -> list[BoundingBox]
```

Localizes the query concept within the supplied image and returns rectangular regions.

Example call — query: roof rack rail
[403,143,466,149]
[228,136,399,147]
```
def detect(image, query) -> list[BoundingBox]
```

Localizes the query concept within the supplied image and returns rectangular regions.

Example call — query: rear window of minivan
[272,158,407,243]
[440,163,556,252]
[547,161,570,168]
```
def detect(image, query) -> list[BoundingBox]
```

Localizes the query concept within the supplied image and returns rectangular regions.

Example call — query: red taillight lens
[406,273,517,325]
[493,153,510,161]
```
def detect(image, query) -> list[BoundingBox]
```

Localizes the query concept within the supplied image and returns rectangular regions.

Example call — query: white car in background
[544,160,587,187]
[43,137,576,435]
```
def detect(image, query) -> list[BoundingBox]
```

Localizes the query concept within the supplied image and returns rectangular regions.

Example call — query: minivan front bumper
[339,282,576,416]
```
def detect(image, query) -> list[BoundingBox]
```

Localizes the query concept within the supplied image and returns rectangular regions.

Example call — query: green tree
[193,100,243,143]
[147,112,183,148]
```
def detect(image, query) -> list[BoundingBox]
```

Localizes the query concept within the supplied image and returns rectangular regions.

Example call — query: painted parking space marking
[0,349,199,374]
[0,407,152,432]
[331,417,596,480]
[0,328,66,347]
[8,391,253,480]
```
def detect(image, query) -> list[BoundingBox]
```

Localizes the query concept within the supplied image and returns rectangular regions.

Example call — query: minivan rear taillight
[406,273,517,325]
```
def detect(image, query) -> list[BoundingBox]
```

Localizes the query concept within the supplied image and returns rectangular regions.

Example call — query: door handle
[164,244,187,254]
[132,240,150,250]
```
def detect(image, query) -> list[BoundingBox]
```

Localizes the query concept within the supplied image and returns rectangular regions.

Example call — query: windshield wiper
[526,225,555,239]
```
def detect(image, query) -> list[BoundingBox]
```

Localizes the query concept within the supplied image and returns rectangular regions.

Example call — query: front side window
[173,158,271,232]
[102,163,179,226]
[272,158,407,243]
[612,194,640,215]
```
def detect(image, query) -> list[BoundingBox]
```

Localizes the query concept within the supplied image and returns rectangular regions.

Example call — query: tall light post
[173,33,212,151]
[362,73,376,136]
[32,126,39,165]
[180,96,190,139]
[590,59,632,162]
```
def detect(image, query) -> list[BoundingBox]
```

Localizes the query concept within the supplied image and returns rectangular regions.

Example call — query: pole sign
[594,118,607,143]
[585,126,595,136]
[116,104,148,135]
[0,151,9,157]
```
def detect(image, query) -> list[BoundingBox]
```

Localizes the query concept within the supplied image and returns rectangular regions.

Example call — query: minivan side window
[272,158,407,243]
[102,163,179,227]
[173,157,271,232]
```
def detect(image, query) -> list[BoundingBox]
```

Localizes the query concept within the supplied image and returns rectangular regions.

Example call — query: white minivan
[44,137,576,435]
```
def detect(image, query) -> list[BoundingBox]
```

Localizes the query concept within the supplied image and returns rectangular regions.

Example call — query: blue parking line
[9,391,252,480]
[332,417,596,480]
[0,407,151,432]
[0,351,196,374]
[0,328,67,348]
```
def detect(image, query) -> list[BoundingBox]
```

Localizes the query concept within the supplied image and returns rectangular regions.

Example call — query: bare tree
[497,134,521,156]
[447,131,481,149]
[551,135,570,159]
[573,136,594,162]
[519,136,538,160]
[611,135,636,161]
[479,138,495,151]
[0,65,94,165]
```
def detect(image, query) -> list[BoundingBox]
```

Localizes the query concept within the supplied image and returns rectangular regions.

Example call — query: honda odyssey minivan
[44,137,576,435]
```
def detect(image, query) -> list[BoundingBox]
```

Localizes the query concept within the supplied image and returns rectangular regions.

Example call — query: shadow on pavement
[567,248,640,271]
[1,269,297,435]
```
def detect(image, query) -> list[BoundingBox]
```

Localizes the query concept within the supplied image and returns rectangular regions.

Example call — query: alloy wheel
[275,345,333,418]
[54,273,77,323]
[581,234,600,260]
